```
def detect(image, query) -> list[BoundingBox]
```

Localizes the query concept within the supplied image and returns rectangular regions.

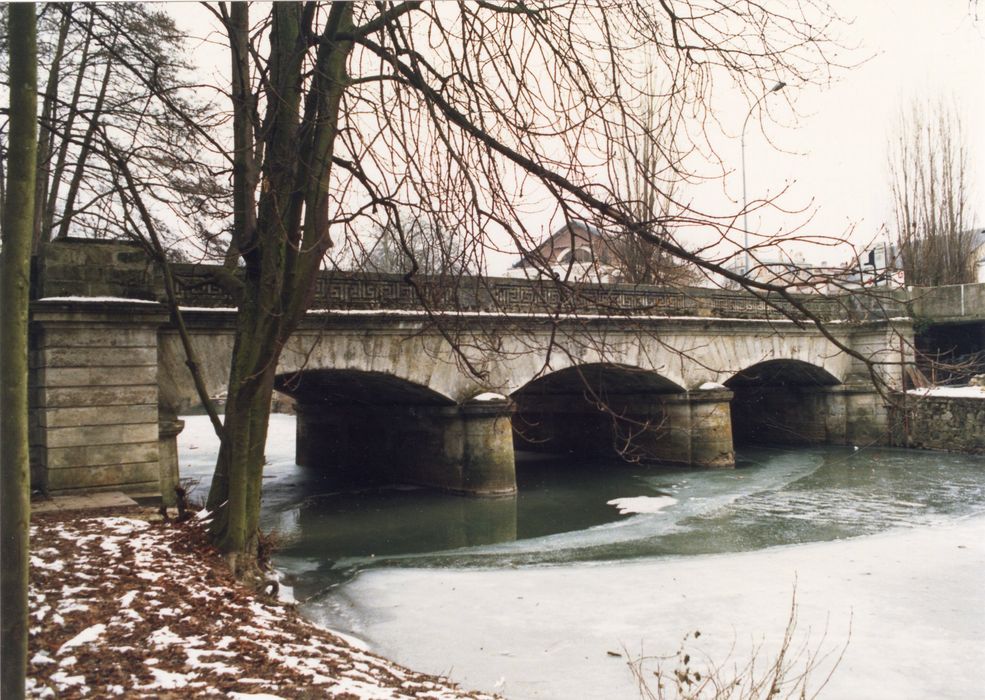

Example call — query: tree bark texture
[205,2,354,577]
[1,4,38,697]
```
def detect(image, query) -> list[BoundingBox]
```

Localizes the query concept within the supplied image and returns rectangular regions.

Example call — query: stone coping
[31,491,138,515]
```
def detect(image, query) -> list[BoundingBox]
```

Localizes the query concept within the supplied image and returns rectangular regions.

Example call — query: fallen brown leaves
[27,508,495,700]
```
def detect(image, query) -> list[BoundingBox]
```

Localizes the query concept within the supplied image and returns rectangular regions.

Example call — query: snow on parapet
[698,381,727,390]
[471,392,507,402]
[39,296,160,304]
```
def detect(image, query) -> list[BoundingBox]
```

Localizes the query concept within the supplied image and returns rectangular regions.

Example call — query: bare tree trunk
[45,8,95,239]
[204,1,354,578]
[1,5,37,696]
[55,53,115,241]
[33,3,71,253]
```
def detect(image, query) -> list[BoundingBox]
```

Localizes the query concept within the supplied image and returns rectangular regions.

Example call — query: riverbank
[26,507,496,699]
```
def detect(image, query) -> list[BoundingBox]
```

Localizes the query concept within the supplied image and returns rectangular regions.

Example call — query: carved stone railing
[168,263,856,322]
[34,238,907,323]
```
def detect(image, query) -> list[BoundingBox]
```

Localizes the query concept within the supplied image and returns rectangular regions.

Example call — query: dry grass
[628,588,849,700]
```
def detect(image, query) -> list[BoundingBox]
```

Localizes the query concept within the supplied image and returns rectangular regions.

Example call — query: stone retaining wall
[892,394,985,454]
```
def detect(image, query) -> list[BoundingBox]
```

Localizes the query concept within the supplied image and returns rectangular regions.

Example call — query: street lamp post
[741,81,786,277]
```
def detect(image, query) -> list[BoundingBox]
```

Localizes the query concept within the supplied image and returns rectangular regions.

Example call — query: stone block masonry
[29,300,171,495]
[892,394,985,454]
[32,237,156,300]
[27,239,922,500]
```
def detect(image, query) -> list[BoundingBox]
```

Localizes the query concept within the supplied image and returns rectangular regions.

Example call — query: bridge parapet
[906,282,985,324]
[33,238,904,323]
[170,263,856,321]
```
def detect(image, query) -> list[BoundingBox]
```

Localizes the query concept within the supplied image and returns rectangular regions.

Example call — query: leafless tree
[610,70,698,286]
[0,3,225,257]
[184,0,860,577]
[347,215,479,276]
[1,5,36,696]
[890,99,977,287]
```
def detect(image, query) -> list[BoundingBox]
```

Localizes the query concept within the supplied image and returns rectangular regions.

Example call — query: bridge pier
[635,390,734,468]
[295,396,516,496]
[157,415,185,507]
[688,389,736,467]
[29,300,175,498]
[842,383,891,446]
[513,389,735,468]
[442,398,517,495]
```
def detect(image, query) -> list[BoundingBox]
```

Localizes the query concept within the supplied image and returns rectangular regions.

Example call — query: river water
[179,415,985,699]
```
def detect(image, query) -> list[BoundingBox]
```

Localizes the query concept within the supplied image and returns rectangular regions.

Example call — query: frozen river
[179,414,985,699]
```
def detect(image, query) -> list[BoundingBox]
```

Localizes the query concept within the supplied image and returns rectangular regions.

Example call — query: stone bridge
[29,239,914,501]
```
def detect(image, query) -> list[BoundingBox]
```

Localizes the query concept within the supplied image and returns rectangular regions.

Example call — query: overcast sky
[739,0,985,264]
[168,1,985,271]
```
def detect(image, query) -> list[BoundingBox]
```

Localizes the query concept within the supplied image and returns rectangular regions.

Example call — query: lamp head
[771,81,787,93]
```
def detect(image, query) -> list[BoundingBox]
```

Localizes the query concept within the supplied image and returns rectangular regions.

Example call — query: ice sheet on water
[333,514,985,700]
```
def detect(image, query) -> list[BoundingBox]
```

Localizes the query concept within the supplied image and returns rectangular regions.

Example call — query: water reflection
[273,454,669,595]
[266,445,985,601]
[177,418,985,603]
[285,488,519,560]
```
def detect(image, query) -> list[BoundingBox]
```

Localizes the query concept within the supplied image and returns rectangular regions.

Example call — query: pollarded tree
[197,0,848,577]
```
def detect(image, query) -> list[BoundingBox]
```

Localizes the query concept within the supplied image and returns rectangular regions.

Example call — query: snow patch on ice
[607,495,678,515]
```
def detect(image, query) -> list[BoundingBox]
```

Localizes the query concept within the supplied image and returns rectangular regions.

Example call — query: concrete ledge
[31,491,138,514]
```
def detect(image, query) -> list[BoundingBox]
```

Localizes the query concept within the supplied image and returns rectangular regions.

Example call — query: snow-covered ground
[331,515,985,699]
[906,385,985,399]
[27,514,495,699]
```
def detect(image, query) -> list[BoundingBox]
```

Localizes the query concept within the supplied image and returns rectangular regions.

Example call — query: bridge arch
[278,368,514,495]
[725,359,844,446]
[510,363,731,466]
[274,368,457,408]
